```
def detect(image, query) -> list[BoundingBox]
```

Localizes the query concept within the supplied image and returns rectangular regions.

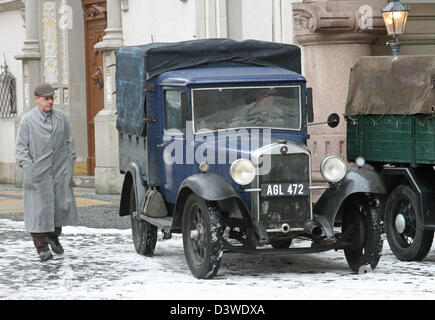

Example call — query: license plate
[261,183,310,197]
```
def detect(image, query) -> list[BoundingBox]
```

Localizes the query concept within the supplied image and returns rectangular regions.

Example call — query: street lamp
[381,0,409,56]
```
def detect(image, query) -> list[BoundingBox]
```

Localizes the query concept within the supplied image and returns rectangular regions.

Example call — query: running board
[140,214,173,233]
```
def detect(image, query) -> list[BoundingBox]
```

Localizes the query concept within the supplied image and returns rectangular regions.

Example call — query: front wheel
[182,194,224,279]
[342,196,383,273]
[384,185,434,261]
[130,185,158,256]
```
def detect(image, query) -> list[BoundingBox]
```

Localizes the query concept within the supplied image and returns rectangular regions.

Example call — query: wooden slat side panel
[362,116,412,164]
[415,115,435,164]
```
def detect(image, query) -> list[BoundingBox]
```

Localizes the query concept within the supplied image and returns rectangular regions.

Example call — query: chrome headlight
[230,159,256,185]
[320,156,346,183]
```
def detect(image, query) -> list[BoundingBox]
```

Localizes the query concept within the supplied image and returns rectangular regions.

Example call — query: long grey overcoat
[15,107,78,233]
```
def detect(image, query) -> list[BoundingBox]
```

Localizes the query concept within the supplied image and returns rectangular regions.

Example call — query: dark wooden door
[82,0,107,175]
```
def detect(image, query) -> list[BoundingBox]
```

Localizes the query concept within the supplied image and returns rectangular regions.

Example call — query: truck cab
[116,39,386,279]
[155,66,307,205]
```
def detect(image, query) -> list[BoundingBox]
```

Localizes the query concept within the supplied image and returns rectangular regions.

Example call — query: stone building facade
[0,0,434,194]
[0,0,25,184]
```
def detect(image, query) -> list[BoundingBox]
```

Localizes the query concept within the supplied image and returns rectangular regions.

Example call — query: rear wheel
[385,185,434,261]
[182,194,224,279]
[130,185,158,256]
[342,196,383,273]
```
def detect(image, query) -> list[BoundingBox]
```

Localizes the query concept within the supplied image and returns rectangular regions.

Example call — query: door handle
[156,141,170,148]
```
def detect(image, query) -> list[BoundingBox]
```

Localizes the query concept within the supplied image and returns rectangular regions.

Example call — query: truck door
[157,88,189,203]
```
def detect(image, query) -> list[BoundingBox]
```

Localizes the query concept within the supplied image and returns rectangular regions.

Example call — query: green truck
[345,55,435,261]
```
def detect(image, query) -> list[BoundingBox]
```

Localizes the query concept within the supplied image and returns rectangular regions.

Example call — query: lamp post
[381,0,409,56]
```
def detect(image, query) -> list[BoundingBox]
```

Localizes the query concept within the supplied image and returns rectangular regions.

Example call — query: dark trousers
[30,227,62,253]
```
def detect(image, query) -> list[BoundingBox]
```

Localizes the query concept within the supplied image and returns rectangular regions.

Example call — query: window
[192,86,301,132]
[0,63,17,118]
[165,90,187,133]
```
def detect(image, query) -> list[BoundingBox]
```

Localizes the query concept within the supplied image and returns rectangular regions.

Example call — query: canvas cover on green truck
[345,55,435,116]
[345,55,435,167]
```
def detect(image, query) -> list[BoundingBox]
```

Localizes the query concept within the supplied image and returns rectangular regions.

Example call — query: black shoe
[48,238,64,255]
[38,250,53,261]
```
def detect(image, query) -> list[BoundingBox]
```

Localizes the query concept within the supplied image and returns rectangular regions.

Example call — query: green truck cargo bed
[346,114,435,167]
[345,55,435,167]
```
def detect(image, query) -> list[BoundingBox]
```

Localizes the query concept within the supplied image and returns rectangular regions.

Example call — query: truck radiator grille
[258,153,311,230]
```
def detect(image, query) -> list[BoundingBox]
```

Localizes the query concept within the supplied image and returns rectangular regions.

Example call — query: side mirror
[327,113,340,128]
[306,88,314,123]
[306,112,340,128]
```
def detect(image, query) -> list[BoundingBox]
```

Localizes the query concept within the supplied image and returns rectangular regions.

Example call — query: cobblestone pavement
[1,184,434,300]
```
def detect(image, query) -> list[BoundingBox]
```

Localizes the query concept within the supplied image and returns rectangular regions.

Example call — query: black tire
[270,238,292,249]
[384,185,434,261]
[130,185,157,256]
[182,194,224,279]
[342,196,383,273]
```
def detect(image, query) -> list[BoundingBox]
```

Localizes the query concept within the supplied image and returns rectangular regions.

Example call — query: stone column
[14,0,42,187]
[93,0,124,194]
[292,0,386,198]
[15,0,41,114]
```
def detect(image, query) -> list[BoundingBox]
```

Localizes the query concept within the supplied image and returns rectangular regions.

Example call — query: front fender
[179,173,240,201]
[313,167,386,237]
[171,173,250,232]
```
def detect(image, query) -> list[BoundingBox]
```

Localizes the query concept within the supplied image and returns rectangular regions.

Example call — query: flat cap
[34,83,55,97]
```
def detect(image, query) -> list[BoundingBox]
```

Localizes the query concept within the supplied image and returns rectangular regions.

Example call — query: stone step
[72,175,95,189]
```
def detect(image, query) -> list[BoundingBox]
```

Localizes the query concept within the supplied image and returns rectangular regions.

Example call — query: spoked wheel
[385,185,433,261]
[130,185,158,256]
[182,194,224,279]
[342,196,383,273]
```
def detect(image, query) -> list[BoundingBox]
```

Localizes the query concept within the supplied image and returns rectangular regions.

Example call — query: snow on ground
[0,218,434,300]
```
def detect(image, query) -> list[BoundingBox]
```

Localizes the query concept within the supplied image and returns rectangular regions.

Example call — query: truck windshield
[192,86,301,132]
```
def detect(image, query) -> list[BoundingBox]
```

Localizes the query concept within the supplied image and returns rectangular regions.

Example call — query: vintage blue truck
[115,39,386,279]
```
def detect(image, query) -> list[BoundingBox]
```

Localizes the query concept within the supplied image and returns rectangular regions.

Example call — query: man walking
[16,83,78,261]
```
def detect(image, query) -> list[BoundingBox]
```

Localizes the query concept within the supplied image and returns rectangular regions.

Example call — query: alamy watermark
[55,3,376,33]
[359,5,374,30]
[59,1,73,30]
[162,122,273,174]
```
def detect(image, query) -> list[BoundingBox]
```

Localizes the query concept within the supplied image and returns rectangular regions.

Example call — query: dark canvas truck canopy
[345,55,435,116]
[115,38,301,136]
